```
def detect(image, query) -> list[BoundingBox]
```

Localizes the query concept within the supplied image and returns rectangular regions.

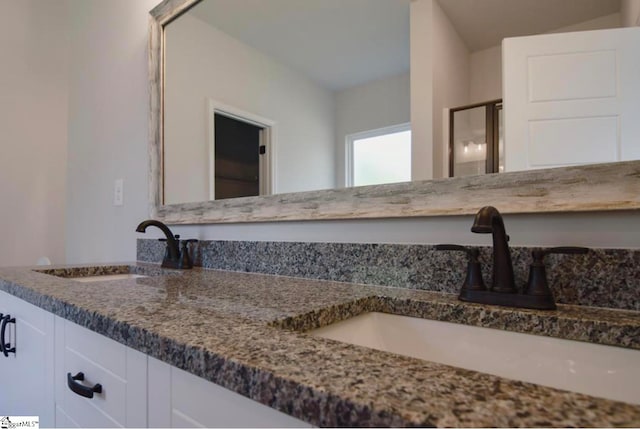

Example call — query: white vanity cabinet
[53,316,148,428]
[53,319,310,428]
[0,290,55,426]
[148,356,311,428]
[0,291,311,428]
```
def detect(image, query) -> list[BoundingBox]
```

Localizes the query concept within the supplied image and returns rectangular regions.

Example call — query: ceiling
[186,0,621,91]
[189,0,411,91]
[438,0,621,51]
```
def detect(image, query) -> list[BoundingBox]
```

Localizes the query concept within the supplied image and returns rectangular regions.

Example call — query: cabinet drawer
[63,318,127,378]
[149,357,311,428]
[54,316,147,428]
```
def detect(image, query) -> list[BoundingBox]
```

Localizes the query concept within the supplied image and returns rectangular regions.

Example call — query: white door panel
[528,116,619,166]
[503,27,640,171]
[527,50,617,102]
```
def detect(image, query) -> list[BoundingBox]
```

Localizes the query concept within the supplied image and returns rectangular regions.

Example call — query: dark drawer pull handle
[1,315,16,357]
[0,313,4,356]
[67,372,102,398]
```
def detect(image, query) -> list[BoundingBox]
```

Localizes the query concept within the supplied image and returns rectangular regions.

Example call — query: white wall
[334,73,410,187]
[430,0,470,179]
[411,0,471,180]
[161,211,640,249]
[65,0,158,264]
[410,0,434,181]
[0,0,69,266]
[546,12,621,34]
[57,0,639,264]
[622,0,640,26]
[469,45,502,103]
[164,13,335,202]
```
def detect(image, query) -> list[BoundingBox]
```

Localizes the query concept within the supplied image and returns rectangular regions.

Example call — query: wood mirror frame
[149,0,640,225]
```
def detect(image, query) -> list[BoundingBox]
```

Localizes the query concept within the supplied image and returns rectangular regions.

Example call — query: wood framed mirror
[149,0,640,224]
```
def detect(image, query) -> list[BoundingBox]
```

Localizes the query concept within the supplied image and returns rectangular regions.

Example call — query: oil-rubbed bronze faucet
[136,219,197,269]
[471,206,516,294]
[437,206,589,310]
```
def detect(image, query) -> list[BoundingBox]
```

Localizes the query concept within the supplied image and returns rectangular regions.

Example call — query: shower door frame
[448,99,502,178]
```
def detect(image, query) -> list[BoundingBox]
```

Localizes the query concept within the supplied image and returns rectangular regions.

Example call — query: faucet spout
[136,219,180,267]
[471,206,515,293]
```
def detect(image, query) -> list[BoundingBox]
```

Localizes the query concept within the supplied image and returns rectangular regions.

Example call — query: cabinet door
[0,290,55,426]
[148,357,311,428]
[54,316,147,428]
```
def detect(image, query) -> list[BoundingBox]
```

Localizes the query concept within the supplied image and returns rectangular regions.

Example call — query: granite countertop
[0,263,639,427]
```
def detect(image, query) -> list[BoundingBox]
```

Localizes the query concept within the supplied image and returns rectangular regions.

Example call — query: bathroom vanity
[0,262,639,427]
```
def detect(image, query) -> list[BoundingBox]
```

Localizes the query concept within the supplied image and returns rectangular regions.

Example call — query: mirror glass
[163,0,635,206]
[164,0,410,204]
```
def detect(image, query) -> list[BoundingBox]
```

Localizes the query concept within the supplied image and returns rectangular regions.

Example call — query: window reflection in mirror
[347,125,411,187]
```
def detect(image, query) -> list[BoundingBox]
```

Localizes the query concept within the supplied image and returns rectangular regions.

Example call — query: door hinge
[259,145,266,155]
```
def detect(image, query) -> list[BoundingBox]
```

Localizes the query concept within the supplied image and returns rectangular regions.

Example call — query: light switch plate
[114,179,124,206]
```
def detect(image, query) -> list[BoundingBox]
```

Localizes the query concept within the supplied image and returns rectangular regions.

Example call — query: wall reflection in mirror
[163,0,638,205]
[164,0,410,204]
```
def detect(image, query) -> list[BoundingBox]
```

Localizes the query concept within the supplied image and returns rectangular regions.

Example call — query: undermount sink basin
[310,312,640,405]
[33,264,178,282]
[71,273,147,282]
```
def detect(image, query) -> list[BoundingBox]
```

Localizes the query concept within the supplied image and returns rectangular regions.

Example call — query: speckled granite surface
[1,263,639,427]
[138,239,640,311]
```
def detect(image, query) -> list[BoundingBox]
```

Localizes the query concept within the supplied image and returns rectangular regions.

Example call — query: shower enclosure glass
[449,99,502,177]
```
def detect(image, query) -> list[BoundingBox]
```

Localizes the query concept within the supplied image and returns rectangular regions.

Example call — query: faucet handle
[158,234,180,241]
[434,244,467,252]
[526,247,589,296]
[179,239,198,250]
[435,244,486,291]
[158,234,180,242]
[179,239,198,269]
[537,246,589,256]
